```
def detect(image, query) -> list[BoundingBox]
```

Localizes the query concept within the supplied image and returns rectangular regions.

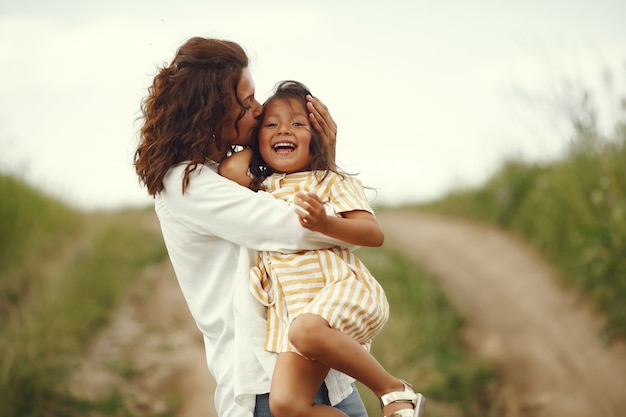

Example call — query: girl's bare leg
[289,313,413,416]
[270,352,347,417]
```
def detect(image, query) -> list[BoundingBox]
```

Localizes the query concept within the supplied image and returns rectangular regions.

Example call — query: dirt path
[70,259,217,417]
[72,211,626,417]
[378,211,626,417]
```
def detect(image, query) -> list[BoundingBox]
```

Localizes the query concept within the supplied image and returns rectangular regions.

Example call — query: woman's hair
[249,80,342,191]
[134,37,249,195]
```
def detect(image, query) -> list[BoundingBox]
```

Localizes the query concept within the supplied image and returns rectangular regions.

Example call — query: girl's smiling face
[258,97,313,174]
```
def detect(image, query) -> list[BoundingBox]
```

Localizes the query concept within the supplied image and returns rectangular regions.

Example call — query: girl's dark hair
[134,37,249,195]
[249,80,343,191]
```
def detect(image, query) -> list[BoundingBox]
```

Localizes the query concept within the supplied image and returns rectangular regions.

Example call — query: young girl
[219,81,425,417]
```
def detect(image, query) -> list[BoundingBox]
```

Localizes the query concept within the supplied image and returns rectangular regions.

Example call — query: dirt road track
[72,211,626,417]
[378,211,626,417]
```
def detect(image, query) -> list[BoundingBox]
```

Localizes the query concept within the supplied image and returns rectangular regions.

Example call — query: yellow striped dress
[249,171,389,354]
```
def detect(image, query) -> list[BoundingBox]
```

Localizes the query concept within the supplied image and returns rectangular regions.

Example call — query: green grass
[419,90,626,341]
[0,174,168,417]
[0,175,82,320]
[357,247,498,417]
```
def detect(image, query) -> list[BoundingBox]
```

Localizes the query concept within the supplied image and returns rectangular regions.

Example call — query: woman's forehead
[237,67,255,101]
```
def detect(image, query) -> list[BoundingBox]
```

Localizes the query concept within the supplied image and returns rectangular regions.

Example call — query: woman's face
[222,67,262,147]
[258,98,313,174]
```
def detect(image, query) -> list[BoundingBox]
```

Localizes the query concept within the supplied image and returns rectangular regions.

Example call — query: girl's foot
[380,380,425,417]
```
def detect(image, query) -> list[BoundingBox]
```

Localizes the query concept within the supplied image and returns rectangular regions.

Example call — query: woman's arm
[294,191,384,247]
[306,95,337,162]
[161,163,349,252]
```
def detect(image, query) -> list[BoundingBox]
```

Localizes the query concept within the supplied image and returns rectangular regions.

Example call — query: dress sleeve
[329,175,374,215]
[160,164,347,252]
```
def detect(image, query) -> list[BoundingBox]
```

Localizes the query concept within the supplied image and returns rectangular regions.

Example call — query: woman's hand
[294,192,329,232]
[306,95,337,162]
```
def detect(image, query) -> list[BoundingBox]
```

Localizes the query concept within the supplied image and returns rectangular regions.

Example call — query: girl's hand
[306,95,337,162]
[294,192,328,232]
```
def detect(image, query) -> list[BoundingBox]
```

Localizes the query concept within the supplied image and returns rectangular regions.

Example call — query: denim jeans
[254,382,368,417]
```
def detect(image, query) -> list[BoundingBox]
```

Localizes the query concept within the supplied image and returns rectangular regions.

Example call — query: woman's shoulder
[166,161,218,177]
[162,161,221,193]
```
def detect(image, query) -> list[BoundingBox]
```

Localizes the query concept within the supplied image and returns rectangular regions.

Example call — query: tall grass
[421,90,626,340]
[0,175,81,319]
[357,247,498,417]
[0,175,167,417]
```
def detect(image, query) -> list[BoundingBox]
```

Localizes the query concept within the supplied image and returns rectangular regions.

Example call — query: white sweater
[155,162,353,417]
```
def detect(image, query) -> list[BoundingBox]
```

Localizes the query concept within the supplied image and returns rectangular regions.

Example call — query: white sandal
[380,380,426,417]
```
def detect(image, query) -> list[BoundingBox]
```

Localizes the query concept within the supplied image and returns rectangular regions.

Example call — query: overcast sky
[1,1,625,210]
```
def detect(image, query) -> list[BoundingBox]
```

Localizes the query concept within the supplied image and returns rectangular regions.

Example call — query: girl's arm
[218,148,253,187]
[295,191,384,247]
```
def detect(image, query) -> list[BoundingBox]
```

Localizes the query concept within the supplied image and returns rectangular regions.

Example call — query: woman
[134,37,367,417]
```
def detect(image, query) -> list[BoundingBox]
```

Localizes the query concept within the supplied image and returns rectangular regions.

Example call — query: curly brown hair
[134,37,249,196]
[248,80,342,191]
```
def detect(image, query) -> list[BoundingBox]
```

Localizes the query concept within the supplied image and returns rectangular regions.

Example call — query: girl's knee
[269,392,309,417]
[289,314,329,357]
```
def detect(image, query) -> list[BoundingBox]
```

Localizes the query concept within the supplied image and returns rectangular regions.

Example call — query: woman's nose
[252,100,262,118]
